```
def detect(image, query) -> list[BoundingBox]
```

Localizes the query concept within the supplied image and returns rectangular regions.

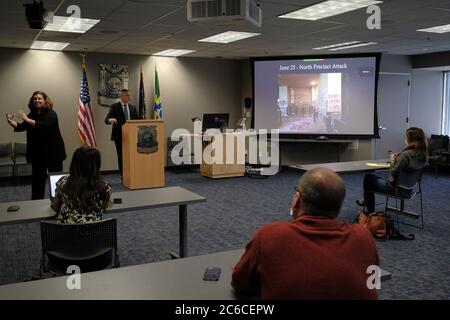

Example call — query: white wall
[410,70,443,136]
[380,54,444,137]
[0,48,242,171]
[1,48,443,171]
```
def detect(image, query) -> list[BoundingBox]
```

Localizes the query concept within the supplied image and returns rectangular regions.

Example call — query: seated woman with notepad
[52,146,112,224]
[356,127,428,212]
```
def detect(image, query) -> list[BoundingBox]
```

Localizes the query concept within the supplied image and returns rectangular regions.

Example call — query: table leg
[179,204,187,258]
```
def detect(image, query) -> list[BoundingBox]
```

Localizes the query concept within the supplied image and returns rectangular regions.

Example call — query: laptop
[48,172,69,199]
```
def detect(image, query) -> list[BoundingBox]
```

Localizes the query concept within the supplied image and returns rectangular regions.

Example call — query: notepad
[366,162,389,167]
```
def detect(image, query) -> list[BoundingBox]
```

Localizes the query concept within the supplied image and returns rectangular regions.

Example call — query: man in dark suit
[105,89,138,177]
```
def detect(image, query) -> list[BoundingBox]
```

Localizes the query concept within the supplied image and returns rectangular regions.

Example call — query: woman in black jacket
[6,91,66,199]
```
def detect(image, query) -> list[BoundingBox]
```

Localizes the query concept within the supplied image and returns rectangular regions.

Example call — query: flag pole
[79,52,86,66]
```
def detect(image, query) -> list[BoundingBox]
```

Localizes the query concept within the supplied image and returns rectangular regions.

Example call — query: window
[442,72,450,135]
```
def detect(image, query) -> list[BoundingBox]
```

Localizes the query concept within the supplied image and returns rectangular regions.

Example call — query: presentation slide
[253,54,379,136]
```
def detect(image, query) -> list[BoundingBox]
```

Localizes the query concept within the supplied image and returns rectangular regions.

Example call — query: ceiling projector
[187,0,262,28]
[24,1,53,29]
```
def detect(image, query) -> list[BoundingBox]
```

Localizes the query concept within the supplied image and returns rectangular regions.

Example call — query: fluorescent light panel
[198,31,261,43]
[417,23,450,34]
[279,0,383,20]
[153,49,195,57]
[313,41,362,50]
[329,41,377,50]
[44,16,100,33]
[30,41,70,51]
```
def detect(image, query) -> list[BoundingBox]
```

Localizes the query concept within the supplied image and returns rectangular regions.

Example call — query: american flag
[77,64,97,147]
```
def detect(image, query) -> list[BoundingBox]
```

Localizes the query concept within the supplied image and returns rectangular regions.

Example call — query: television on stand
[202,113,230,132]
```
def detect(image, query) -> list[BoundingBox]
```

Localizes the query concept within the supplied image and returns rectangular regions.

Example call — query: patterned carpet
[0,168,449,299]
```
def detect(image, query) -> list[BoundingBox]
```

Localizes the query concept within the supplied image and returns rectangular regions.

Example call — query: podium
[122,120,165,189]
[200,132,245,179]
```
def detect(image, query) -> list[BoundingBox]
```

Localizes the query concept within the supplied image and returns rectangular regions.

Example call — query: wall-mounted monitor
[202,113,230,131]
[251,53,381,138]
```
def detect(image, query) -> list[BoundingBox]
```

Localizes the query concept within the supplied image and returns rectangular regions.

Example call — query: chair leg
[39,259,44,278]
[419,192,424,229]
[384,196,389,214]
[386,195,424,230]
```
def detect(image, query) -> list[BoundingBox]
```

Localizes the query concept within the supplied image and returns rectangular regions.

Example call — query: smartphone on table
[203,267,221,281]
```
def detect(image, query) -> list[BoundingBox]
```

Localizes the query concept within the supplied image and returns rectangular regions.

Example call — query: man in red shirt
[232,168,379,299]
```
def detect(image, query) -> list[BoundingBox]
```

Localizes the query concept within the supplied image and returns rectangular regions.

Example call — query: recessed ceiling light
[44,16,100,33]
[279,0,383,21]
[30,41,70,51]
[329,41,377,50]
[417,23,450,33]
[153,49,196,57]
[198,31,261,43]
[313,41,362,50]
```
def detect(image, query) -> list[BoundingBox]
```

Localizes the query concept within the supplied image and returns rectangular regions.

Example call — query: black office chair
[40,218,120,276]
[13,142,28,185]
[375,167,424,229]
[428,134,449,175]
[0,143,14,184]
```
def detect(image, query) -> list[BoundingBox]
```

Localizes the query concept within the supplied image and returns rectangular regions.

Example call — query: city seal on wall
[98,64,129,107]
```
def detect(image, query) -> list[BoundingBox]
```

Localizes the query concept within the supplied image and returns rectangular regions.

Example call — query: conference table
[0,186,206,258]
[0,249,391,299]
[289,159,390,173]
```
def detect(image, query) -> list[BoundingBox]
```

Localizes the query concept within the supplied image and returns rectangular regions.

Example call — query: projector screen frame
[250,52,381,140]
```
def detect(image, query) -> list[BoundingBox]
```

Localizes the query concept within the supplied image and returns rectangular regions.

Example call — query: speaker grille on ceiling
[208,0,222,16]
[226,0,241,16]
[248,0,261,21]
[187,0,261,27]
[190,1,206,18]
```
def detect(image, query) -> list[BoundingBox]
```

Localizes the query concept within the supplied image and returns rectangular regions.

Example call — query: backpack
[356,211,391,239]
[356,210,415,240]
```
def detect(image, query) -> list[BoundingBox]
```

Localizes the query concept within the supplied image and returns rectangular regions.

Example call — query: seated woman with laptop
[51,145,112,223]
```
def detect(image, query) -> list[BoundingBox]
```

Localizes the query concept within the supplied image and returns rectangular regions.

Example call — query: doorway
[375,73,410,159]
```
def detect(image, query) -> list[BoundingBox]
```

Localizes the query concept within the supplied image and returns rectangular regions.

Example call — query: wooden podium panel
[200,133,245,179]
[122,120,165,189]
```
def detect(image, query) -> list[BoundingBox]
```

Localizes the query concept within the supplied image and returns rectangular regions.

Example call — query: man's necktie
[124,104,129,120]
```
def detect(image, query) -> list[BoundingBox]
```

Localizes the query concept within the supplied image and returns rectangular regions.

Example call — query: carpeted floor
[0,168,449,299]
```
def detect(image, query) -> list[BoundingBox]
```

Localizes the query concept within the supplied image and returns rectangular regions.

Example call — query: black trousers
[114,139,123,177]
[31,160,63,200]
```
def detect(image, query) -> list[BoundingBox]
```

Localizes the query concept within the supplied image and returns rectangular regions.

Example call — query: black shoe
[355,199,367,206]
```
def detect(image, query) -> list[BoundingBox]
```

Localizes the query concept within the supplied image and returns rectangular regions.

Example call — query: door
[375,73,410,159]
